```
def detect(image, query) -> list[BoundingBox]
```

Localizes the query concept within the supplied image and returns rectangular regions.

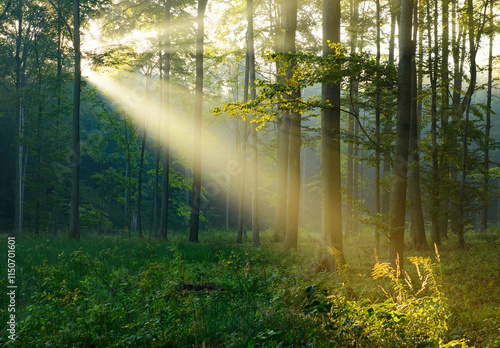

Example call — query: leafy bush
[299,255,470,347]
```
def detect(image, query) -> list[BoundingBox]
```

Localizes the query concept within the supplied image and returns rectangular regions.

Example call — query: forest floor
[0,228,499,347]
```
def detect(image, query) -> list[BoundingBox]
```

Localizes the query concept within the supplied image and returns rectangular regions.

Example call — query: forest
[0,0,499,346]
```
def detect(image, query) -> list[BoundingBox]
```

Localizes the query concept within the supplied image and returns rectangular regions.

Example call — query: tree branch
[0,0,12,24]
[47,0,74,41]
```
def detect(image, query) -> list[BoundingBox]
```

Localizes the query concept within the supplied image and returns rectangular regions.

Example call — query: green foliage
[213,44,397,130]
[1,232,496,347]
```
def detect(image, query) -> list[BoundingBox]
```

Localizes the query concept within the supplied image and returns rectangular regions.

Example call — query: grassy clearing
[0,229,498,347]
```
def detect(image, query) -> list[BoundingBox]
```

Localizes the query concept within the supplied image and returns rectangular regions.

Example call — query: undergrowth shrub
[300,253,470,347]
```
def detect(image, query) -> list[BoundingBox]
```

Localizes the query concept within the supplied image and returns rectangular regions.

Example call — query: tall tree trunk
[450,0,464,236]
[137,120,148,238]
[439,0,450,239]
[382,0,400,216]
[389,0,413,270]
[250,128,260,247]
[14,0,24,235]
[247,0,260,247]
[160,0,171,240]
[52,0,63,236]
[35,51,43,235]
[320,0,345,269]
[151,147,160,236]
[274,0,288,243]
[427,0,440,245]
[458,0,483,247]
[275,112,289,243]
[347,118,354,235]
[69,0,81,239]
[374,0,381,251]
[346,0,357,237]
[481,2,493,233]
[226,148,230,229]
[353,120,359,234]
[236,54,249,244]
[284,0,300,250]
[124,122,133,238]
[408,0,427,250]
[189,0,208,242]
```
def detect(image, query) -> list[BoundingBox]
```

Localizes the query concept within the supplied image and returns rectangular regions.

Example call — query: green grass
[0,229,498,347]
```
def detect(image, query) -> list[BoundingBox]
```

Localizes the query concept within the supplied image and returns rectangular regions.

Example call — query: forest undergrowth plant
[365,245,469,347]
[300,245,471,347]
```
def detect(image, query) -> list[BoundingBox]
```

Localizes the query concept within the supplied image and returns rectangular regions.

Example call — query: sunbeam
[87,69,255,212]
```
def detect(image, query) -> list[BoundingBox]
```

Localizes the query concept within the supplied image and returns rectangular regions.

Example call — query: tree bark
[189,0,208,242]
[284,0,300,251]
[14,0,24,235]
[408,0,427,250]
[247,0,260,247]
[52,0,63,236]
[346,0,358,237]
[274,0,288,243]
[450,0,464,237]
[382,0,400,216]
[389,0,414,270]
[137,118,148,238]
[236,53,249,244]
[160,0,171,240]
[320,0,345,269]
[458,0,481,248]
[439,0,450,239]
[69,0,81,239]
[427,0,440,245]
[374,0,381,251]
[481,2,493,233]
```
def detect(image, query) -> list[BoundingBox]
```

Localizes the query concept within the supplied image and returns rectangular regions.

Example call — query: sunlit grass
[0,229,498,346]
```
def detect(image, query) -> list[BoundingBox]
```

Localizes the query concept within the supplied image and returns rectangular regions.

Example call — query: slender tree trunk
[124,123,133,238]
[160,0,171,240]
[353,121,359,234]
[427,0,440,245]
[300,148,306,226]
[274,0,288,243]
[450,0,464,236]
[346,0,355,236]
[346,0,358,237]
[226,148,230,229]
[481,2,493,233]
[439,0,450,239]
[408,0,427,250]
[382,0,399,216]
[151,148,160,236]
[246,0,260,247]
[69,0,81,239]
[189,0,208,242]
[284,0,300,250]
[320,0,345,270]
[275,112,289,242]
[52,0,63,236]
[374,0,381,251]
[236,53,249,244]
[250,128,260,246]
[389,0,414,270]
[137,121,148,238]
[458,0,482,248]
[347,118,354,235]
[35,52,43,235]
[14,0,23,235]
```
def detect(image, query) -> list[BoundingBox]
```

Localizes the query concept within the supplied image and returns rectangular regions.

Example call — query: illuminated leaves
[213,44,397,128]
